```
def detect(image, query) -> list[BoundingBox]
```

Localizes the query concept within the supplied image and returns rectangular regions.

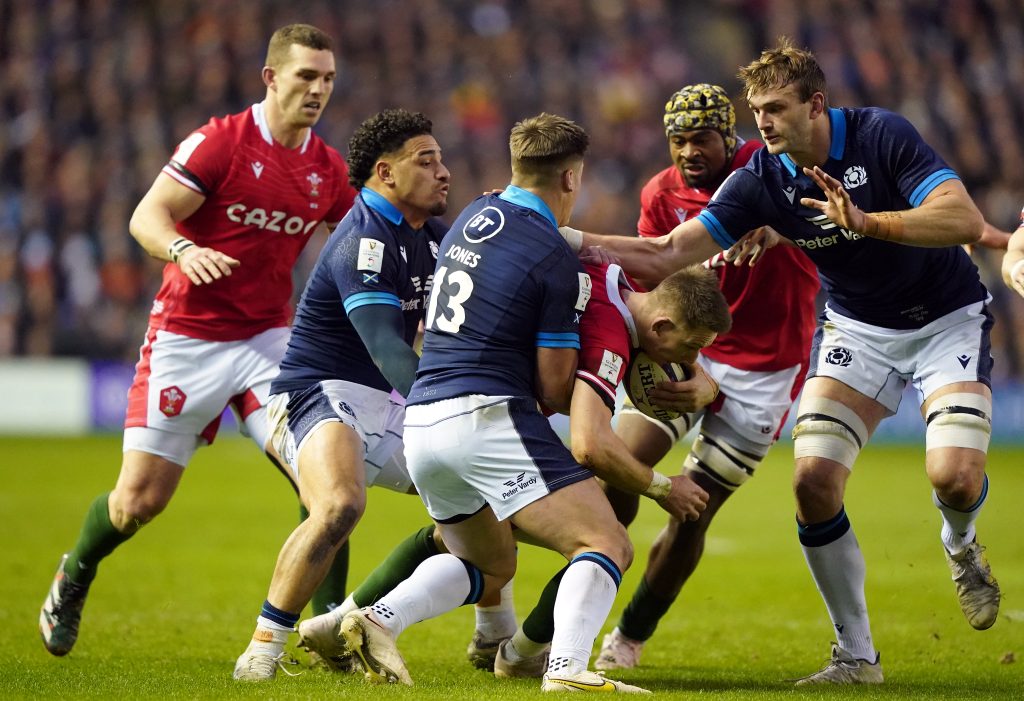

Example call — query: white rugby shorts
[268,380,412,493]
[403,395,592,523]
[807,299,993,414]
[123,326,288,465]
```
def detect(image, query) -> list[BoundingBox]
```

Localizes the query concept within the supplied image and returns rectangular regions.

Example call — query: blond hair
[509,113,589,185]
[738,36,828,105]
[266,24,333,69]
[653,265,732,335]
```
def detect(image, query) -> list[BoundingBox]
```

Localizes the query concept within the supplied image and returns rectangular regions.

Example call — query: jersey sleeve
[161,121,232,196]
[699,169,775,247]
[878,111,958,207]
[535,250,586,350]
[332,230,403,315]
[576,301,630,412]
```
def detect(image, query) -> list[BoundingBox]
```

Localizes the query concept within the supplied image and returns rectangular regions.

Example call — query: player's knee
[791,397,868,470]
[316,499,365,543]
[925,392,992,453]
[792,462,844,514]
[684,432,762,492]
[601,522,633,572]
[108,489,169,532]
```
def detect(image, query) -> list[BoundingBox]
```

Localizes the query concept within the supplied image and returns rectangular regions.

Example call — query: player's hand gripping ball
[625,351,691,422]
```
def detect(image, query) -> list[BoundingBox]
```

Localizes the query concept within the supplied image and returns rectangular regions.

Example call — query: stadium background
[0,0,1022,441]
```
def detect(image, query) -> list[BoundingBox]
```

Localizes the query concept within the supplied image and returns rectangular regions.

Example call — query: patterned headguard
[663,83,737,157]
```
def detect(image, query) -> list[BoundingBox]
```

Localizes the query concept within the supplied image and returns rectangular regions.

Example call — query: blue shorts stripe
[506,398,591,492]
[572,552,622,588]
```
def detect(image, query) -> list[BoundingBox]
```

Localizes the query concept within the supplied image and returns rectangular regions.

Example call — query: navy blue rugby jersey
[272,188,444,394]
[698,107,986,329]
[407,186,589,405]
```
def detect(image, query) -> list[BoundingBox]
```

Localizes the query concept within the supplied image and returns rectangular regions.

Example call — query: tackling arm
[534,347,577,414]
[349,304,421,397]
[563,218,724,287]
[569,379,708,521]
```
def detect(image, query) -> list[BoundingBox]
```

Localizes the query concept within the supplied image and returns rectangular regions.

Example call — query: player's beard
[429,201,448,217]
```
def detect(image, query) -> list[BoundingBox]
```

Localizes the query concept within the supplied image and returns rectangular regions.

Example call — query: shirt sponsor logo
[502,471,539,500]
[463,206,505,243]
[576,272,592,311]
[225,204,320,235]
[598,350,623,384]
[358,238,385,273]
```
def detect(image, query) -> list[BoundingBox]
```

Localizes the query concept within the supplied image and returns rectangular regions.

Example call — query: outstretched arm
[800,167,983,247]
[561,218,724,288]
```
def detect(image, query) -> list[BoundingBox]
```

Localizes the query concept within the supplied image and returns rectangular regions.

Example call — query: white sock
[370,553,475,638]
[249,616,291,656]
[475,579,517,640]
[802,527,876,661]
[547,556,620,676]
[933,476,987,555]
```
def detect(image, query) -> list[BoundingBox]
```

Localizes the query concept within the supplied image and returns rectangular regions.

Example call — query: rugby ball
[625,351,690,422]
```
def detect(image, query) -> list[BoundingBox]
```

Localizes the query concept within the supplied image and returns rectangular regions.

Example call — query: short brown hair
[509,113,589,185]
[653,265,731,335]
[738,36,827,105]
[266,24,333,69]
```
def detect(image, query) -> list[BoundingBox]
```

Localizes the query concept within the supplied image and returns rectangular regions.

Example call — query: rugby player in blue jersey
[333,113,710,693]
[232,109,449,680]
[560,38,1000,685]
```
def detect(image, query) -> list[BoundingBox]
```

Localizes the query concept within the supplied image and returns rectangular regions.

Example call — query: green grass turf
[0,434,1020,699]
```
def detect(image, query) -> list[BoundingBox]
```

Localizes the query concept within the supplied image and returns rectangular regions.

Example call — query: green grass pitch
[1,434,1020,699]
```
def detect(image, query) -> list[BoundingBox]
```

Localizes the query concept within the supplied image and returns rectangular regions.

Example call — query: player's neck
[263,102,310,150]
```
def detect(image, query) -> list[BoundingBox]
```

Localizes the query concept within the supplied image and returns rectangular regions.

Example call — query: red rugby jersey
[150,102,356,341]
[637,139,818,371]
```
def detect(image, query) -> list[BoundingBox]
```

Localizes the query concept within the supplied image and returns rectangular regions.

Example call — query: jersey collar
[604,264,640,348]
[252,101,312,154]
[498,185,558,229]
[780,107,846,177]
[360,187,404,226]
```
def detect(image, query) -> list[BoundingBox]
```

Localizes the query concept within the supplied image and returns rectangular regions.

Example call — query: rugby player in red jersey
[40,24,356,657]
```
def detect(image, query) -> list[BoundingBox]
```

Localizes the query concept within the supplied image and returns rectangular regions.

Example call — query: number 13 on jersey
[426,265,475,333]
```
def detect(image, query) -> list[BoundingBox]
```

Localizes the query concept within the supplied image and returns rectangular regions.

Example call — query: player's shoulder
[193,106,253,143]
[730,138,764,170]
[845,106,919,140]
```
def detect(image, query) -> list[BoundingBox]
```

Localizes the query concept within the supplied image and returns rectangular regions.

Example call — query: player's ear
[651,316,675,337]
[809,91,826,119]
[375,159,393,185]
[561,167,575,193]
[262,66,276,90]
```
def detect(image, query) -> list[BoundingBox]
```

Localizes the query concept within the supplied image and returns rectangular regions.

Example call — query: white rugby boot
[542,669,650,693]
[945,539,1000,630]
[232,628,296,681]
[594,628,644,671]
[298,614,362,673]
[794,643,883,685]
[339,608,412,685]
[494,639,549,678]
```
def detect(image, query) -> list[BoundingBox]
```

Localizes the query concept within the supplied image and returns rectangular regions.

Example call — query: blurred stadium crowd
[1,0,1023,379]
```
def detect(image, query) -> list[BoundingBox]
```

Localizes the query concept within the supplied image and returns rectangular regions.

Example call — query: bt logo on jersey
[225,204,320,235]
